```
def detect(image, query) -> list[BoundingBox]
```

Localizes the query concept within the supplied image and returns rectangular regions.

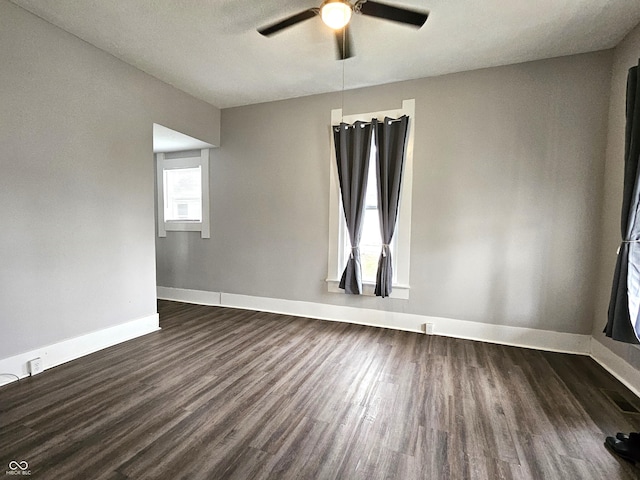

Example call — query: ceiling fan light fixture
[320,0,352,30]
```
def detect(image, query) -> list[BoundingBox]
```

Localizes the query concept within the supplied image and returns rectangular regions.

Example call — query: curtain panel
[605,61,640,344]
[333,121,373,294]
[373,116,409,297]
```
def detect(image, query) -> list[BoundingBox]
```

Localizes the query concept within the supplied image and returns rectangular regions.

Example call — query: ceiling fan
[258,0,429,60]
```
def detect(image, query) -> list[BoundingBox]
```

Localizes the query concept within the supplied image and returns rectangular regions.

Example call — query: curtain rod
[333,116,408,128]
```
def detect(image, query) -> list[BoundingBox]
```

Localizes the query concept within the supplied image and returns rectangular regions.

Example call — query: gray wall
[0,0,220,359]
[156,51,612,335]
[593,22,640,365]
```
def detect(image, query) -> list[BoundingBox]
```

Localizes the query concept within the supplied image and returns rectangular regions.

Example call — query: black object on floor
[605,433,640,464]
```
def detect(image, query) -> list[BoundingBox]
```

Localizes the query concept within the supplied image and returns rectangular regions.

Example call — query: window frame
[156,149,210,239]
[326,99,415,299]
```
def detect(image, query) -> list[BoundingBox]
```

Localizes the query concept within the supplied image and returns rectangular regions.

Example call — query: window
[327,99,414,299]
[156,149,210,238]
[164,167,202,221]
[352,139,398,283]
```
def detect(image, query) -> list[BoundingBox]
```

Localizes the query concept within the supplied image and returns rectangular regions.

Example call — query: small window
[156,149,210,238]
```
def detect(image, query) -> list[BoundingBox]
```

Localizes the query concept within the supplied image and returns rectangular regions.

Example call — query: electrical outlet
[28,357,43,376]
[423,323,434,335]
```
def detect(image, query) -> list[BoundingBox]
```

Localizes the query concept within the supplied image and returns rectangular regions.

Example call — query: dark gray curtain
[605,61,640,344]
[373,116,409,297]
[334,121,373,294]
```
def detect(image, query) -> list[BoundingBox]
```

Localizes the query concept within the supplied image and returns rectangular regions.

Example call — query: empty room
[4,0,640,478]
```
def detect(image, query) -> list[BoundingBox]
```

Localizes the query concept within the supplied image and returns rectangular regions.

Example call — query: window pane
[365,147,378,208]
[164,167,202,221]
[362,207,381,281]
[361,208,381,247]
[361,245,380,282]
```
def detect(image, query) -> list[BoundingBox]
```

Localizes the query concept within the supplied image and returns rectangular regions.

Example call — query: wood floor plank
[1,300,640,479]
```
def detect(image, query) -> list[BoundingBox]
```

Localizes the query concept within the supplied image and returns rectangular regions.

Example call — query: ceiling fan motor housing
[320,1,353,30]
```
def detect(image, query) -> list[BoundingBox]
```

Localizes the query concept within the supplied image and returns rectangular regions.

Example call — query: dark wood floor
[2,301,640,479]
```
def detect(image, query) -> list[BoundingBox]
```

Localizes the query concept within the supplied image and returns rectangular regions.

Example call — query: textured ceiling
[10,0,640,109]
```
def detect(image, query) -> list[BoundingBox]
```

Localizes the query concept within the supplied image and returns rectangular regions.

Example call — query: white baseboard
[430,316,591,355]
[590,338,640,398]
[0,313,159,387]
[221,292,425,332]
[157,286,221,306]
[157,287,590,355]
[220,292,590,354]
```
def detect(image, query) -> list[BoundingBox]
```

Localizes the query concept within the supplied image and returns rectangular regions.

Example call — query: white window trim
[326,99,415,299]
[157,149,210,239]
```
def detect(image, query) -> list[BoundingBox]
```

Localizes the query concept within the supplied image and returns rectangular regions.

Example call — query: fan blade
[335,26,353,60]
[258,9,317,36]
[358,1,428,28]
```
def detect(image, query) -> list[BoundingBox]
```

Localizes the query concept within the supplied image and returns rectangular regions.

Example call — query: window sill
[326,279,410,299]
[160,221,210,238]
[164,222,203,231]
